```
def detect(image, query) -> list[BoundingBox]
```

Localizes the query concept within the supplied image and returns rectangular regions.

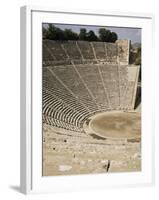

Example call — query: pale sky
[43,23,141,44]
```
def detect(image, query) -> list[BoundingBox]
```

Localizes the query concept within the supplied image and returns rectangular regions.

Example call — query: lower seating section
[118,65,128,109]
[100,65,120,109]
[50,65,99,112]
[43,92,86,132]
[43,63,139,131]
[122,66,139,110]
[43,68,91,112]
[124,81,135,109]
[75,64,110,110]
[43,114,82,132]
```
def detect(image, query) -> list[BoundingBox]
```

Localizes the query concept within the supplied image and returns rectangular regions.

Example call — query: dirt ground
[42,111,141,176]
[90,111,141,139]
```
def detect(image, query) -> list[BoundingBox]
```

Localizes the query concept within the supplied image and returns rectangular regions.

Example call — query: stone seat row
[43,40,119,66]
[42,64,137,131]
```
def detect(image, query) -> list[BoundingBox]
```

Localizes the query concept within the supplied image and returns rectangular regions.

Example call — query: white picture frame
[20,5,154,194]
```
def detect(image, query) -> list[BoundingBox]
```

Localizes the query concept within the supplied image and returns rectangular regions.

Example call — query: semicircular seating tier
[42,40,140,132]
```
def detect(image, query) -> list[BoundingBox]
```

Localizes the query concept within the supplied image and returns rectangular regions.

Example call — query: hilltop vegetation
[43,24,118,42]
[129,43,141,66]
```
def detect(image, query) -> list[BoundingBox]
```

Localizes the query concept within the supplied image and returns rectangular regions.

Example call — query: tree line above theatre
[43,24,118,42]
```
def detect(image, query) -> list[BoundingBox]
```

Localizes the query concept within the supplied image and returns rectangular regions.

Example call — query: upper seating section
[76,41,95,60]
[43,40,71,66]
[91,42,106,60]
[46,40,68,61]
[43,40,55,62]
[105,43,118,64]
[62,41,82,60]
[43,39,130,65]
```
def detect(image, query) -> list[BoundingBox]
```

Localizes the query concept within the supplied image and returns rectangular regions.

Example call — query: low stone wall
[116,39,130,65]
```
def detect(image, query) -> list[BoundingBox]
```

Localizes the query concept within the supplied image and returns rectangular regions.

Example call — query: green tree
[129,43,136,64]
[86,30,98,41]
[98,28,111,42]
[45,24,57,40]
[43,24,118,42]
[64,29,79,40]
[79,28,87,40]
[54,27,65,40]
[135,47,141,65]
[109,32,118,42]
[45,24,65,40]
[42,26,47,39]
